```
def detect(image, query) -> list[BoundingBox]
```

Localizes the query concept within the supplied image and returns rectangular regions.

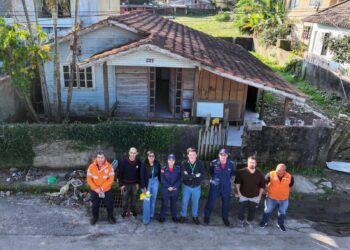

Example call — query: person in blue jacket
[204,148,235,227]
[159,154,181,223]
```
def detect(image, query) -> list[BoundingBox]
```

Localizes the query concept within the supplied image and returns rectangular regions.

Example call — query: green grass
[252,52,350,118]
[173,15,241,37]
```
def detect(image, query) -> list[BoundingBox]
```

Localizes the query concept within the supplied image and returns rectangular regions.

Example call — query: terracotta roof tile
[303,0,350,28]
[81,11,306,100]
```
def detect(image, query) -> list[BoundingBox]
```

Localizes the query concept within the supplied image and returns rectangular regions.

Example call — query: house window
[289,0,299,8]
[309,0,322,7]
[63,65,93,88]
[321,33,330,56]
[41,0,71,18]
[302,26,312,39]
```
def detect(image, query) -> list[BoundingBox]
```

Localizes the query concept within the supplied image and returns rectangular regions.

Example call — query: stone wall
[241,125,333,167]
[303,61,350,102]
[0,76,26,122]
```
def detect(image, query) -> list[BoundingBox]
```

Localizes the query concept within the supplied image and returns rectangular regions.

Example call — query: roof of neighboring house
[303,0,350,29]
[73,11,306,101]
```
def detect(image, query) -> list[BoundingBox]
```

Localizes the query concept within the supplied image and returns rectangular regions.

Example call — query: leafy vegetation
[252,53,350,117]
[325,35,350,64]
[214,12,231,22]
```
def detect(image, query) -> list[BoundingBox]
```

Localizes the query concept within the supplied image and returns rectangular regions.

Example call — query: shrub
[214,12,231,22]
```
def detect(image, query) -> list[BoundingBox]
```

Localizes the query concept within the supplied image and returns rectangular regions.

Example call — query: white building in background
[1,0,120,35]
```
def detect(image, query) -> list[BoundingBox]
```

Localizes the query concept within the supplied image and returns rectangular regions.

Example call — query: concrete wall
[253,38,299,66]
[241,124,332,167]
[303,60,350,102]
[0,77,26,122]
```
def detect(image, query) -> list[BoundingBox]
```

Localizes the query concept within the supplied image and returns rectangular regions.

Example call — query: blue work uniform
[160,165,181,219]
[204,159,235,220]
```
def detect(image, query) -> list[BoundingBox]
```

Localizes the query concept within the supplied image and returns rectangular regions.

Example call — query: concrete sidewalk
[0,195,348,250]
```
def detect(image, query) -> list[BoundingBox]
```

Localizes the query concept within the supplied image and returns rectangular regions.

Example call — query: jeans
[90,190,113,219]
[204,183,230,220]
[181,185,201,218]
[122,184,138,214]
[142,177,159,224]
[237,200,259,222]
[261,197,289,225]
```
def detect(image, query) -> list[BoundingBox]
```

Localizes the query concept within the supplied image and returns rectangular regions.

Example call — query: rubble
[25,167,43,182]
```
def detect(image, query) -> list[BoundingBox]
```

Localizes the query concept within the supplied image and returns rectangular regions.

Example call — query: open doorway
[245,85,258,111]
[155,68,172,117]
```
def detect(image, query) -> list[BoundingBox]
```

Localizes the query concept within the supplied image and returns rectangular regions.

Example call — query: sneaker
[159,217,165,223]
[179,216,186,223]
[121,212,127,218]
[193,217,200,225]
[277,224,286,232]
[204,217,210,225]
[90,217,98,225]
[238,220,244,228]
[223,218,230,227]
[259,222,267,228]
[108,216,116,224]
[172,217,179,223]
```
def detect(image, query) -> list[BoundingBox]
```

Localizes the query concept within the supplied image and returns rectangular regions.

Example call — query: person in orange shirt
[87,151,116,225]
[259,163,294,232]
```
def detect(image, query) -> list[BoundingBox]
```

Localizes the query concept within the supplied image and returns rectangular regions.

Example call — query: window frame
[62,64,95,90]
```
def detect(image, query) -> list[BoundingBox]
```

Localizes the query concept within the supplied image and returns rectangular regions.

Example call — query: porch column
[192,69,201,120]
[283,97,292,125]
[103,62,110,117]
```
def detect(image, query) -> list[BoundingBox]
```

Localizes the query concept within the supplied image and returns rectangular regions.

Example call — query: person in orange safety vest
[259,163,294,232]
[87,151,116,225]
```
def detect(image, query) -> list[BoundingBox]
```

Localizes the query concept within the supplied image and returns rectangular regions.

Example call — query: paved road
[0,195,348,250]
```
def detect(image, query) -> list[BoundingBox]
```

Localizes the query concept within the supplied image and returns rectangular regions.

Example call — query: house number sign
[146,58,154,63]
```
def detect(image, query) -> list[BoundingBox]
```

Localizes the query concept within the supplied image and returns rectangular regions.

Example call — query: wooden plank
[198,128,202,159]
[182,68,195,90]
[215,75,224,100]
[208,72,217,100]
[240,84,248,121]
[116,66,149,74]
[103,62,109,117]
[201,70,210,100]
[209,125,214,159]
[222,78,231,101]
[192,69,200,120]
[229,80,238,100]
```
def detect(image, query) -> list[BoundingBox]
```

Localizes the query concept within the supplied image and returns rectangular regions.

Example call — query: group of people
[86,147,294,232]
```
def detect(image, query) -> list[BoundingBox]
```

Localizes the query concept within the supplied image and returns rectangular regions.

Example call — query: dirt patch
[288,194,350,237]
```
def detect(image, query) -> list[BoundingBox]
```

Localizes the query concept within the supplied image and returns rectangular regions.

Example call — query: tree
[233,0,286,35]
[326,35,350,64]
[0,17,49,122]
[65,0,79,119]
[21,0,52,120]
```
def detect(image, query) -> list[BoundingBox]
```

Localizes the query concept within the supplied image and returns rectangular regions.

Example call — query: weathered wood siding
[44,25,140,116]
[197,70,248,120]
[182,68,195,110]
[115,66,149,117]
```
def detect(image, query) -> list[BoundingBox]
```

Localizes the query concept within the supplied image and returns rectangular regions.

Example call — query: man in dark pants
[204,148,235,227]
[159,154,181,223]
[119,147,141,218]
[235,156,266,228]
[87,151,116,225]
[180,147,205,225]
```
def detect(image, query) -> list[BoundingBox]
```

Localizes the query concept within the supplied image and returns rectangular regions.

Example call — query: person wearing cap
[86,151,116,225]
[259,163,294,232]
[119,147,141,218]
[179,147,205,225]
[235,156,266,228]
[140,150,161,225]
[204,148,235,226]
[159,154,181,223]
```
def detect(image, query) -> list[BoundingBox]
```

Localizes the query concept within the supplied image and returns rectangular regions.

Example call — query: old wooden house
[44,11,306,122]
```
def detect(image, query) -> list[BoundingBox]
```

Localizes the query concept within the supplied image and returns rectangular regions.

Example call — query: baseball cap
[167,154,176,160]
[219,148,229,155]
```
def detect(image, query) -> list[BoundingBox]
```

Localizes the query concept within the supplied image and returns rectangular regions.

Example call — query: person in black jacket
[119,147,141,218]
[140,150,161,225]
[180,147,205,225]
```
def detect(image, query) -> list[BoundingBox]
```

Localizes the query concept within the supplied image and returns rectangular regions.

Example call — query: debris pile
[6,168,25,183]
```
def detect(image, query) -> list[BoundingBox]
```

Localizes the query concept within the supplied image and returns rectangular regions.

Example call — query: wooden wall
[197,70,248,120]
[182,69,195,110]
[115,66,148,117]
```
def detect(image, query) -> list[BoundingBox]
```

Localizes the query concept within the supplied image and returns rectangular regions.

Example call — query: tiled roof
[80,11,306,100]
[303,0,350,29]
